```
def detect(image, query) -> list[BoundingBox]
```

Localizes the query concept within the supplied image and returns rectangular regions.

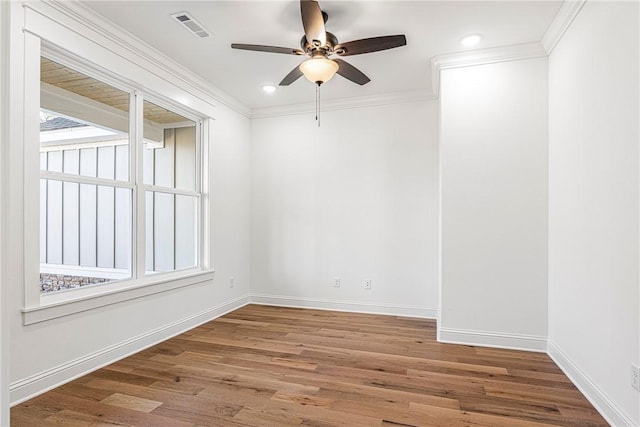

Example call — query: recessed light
[262,85,276,93]
[460,34,482,47]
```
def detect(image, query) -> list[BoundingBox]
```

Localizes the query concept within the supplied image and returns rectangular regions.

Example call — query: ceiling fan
[231,0,407,87]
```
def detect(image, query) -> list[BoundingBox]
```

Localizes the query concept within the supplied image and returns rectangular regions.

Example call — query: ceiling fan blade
[279,65,304,86]
[300,0,326,48]
[231,44,305,55]
[333,59,370,85]
[334,35,407,56]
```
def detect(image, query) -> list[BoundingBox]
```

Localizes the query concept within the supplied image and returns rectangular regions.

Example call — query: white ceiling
[82,1,563,110]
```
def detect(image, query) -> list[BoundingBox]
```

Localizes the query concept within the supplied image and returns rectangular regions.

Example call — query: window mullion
[133,91,145,279]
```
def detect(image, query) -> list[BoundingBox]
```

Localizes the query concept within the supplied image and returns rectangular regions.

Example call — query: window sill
[22,269,215,325]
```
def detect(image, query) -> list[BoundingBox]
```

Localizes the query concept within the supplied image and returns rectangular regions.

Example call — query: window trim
[23,269,214,325]
[22,37,213,324]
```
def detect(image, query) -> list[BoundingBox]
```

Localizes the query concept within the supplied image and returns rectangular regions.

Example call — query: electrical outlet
[364,279,372,290]
[334,277,341,288]
[632,364,640,391]
[229,276,235,288]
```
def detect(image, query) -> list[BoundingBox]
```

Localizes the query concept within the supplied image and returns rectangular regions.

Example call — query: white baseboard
[10,294,250,406]
[547,341,637,427]
[438,327,547,353]
[249,293,437,319]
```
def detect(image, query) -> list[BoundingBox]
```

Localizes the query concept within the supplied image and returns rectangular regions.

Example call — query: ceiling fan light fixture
[299,57,339,85]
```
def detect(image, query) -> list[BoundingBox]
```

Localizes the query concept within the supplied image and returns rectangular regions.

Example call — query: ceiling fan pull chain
[316,82,320,127]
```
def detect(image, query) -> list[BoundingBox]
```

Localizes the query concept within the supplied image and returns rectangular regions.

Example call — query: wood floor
[11,305,608,426]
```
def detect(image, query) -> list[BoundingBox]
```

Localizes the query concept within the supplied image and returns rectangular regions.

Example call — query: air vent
[171,11,211,39]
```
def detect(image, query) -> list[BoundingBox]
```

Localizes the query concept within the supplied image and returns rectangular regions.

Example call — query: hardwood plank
[44,409,130,426]
[50,381,114,403]
[231,395,383,427]
[270,356,319,371]
[10,404,61,427]
[85,377,244,420]
[458,395,588,426]
[405,402,555,427]
[308,376,462,410]
[100,392,163,413]
[11,305,608,426]
[271,392,334,407]
[26,391,193,426]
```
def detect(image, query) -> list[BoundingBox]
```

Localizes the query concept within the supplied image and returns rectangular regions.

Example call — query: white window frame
[21,37,213,325]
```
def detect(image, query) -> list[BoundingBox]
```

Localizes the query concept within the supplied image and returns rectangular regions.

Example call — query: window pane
[40,180,132,293]
[40,57,133,294]
[146,191,197,274]
[175,194,198,270]
[40,57,130,182]
[143,101,196,191]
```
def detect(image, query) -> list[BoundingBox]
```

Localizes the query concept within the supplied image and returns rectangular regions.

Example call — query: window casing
[21,41,212,323]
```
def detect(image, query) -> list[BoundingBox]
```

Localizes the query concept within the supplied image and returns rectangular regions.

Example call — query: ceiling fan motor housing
[301,32,339,55]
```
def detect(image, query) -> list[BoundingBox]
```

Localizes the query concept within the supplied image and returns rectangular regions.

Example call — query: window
[143,101,198,274]
[38,56,202,296]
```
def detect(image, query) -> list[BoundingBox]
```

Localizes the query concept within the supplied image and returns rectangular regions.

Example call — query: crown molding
[429,0,587,98]
[42,0,585,117]
[542,0,587,55]
[43,1,252,118]
[430,41,547,98]
[251,89,436,119]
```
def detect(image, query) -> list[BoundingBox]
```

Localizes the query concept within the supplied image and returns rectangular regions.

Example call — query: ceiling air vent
[171,12,211,39]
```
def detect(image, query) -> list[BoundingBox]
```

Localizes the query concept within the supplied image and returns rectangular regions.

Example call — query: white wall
[548,1,640,425]
[439,57,549,351]
[250,100,439,318]
[6,1,252,405]
[211,103,252,300]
